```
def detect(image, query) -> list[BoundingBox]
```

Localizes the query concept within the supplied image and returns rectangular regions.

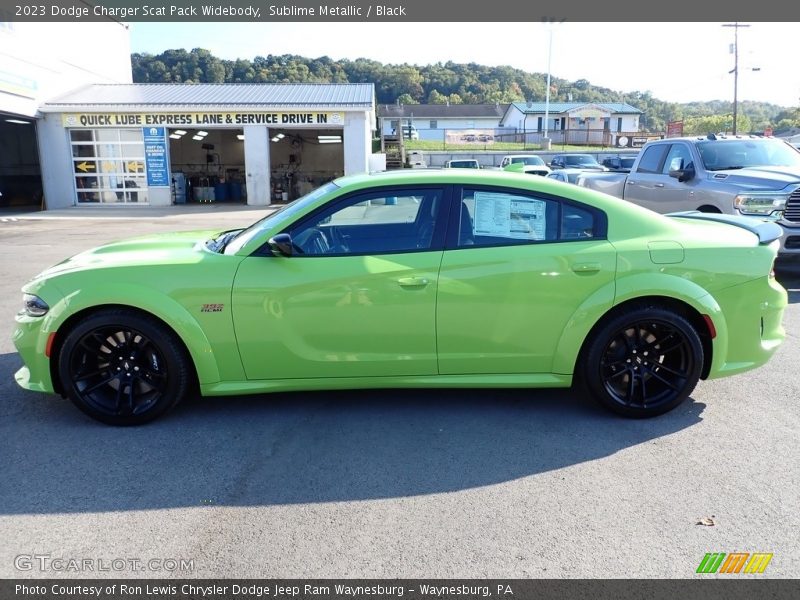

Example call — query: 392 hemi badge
[201,303,224,313]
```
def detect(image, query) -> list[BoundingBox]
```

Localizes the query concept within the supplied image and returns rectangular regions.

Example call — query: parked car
[546,169,593,184]
[444,159,481,169]
[578,135,800,258]
[499,155,551,176]
[602,156,637,172]
[13,170,786,424]
[550,154,608,171]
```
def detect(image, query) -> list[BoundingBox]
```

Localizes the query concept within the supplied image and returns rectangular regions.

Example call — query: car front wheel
[58,309,191,425]
[582,307,703,418]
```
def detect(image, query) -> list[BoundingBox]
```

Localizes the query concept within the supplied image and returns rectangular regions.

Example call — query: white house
[378,103,513,141]
[500,102,643,146]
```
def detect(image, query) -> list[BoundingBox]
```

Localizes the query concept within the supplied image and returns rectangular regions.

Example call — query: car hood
[32,229,219,280]
[707,166,800,190]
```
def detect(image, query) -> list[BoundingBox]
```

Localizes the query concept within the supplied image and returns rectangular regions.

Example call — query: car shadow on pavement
[0,351,705,515]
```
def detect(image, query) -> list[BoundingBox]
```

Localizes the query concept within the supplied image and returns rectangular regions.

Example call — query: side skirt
[201,373,573,397]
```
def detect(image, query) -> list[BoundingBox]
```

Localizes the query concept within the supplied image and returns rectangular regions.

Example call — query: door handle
[626,180,636,185]
[397,276,430,288]
[570,262,601,273]
[654,183,665,188]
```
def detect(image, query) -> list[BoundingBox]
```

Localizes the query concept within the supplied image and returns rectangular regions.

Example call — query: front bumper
[777,219,800,256]
[12,313,56,394]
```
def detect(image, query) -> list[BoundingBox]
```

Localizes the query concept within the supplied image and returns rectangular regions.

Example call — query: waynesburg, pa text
[15,583,513,597]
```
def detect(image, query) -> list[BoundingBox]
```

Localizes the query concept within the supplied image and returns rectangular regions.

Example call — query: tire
[57,308,191,425]
[581,306,703,418]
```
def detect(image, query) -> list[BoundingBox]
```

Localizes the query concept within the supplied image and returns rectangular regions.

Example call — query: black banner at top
[1,0,799,22]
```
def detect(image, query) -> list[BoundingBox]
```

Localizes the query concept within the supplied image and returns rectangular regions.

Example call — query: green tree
[427,89,448,104]
[128,49,794,133]
[396,93,418,105]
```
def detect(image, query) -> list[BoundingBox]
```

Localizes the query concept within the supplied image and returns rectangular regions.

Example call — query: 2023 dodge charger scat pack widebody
[13,171,787,424]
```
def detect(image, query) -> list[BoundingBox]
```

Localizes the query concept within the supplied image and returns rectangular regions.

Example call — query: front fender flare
[51,284,223,385]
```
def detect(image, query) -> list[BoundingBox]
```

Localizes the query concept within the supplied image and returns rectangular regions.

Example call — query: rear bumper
[707,275,787,379]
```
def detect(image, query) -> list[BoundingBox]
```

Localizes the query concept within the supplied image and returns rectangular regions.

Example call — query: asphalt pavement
[0,208,798,578]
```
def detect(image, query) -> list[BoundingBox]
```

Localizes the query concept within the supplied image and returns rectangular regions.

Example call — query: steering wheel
[325,226,349,254]
[295,228,331,255]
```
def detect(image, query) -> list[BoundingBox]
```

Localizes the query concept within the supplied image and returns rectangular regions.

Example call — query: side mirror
[268,233,294,256]
[669,167,695,183]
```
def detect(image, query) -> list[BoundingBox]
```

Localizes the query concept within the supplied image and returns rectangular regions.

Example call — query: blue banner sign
[143,127,169,187]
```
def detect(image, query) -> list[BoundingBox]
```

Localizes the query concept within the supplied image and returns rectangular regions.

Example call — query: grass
[401,140,618,152]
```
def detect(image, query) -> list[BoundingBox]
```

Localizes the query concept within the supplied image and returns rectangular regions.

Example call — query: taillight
[769,259,776,279]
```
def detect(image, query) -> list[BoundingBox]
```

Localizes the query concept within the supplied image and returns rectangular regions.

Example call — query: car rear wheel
[582,307,703,418]
[58,309,191,425]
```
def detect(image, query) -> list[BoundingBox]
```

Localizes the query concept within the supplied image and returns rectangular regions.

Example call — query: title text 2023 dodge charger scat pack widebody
[13,170,787,424]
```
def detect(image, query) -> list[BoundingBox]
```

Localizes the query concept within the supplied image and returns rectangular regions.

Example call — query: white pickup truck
[578,135,800,258]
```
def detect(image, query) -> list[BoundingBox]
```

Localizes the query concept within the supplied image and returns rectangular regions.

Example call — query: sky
[128,22,799,108]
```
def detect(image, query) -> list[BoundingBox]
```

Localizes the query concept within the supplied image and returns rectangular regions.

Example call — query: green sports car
[13,170,787,424]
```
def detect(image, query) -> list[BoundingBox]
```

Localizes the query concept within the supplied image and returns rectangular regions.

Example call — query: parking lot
[0,207,798,578]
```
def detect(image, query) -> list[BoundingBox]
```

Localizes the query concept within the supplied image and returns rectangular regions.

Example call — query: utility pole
[722,22,750,135]
[543,25,553,149]
[542,18,563,150]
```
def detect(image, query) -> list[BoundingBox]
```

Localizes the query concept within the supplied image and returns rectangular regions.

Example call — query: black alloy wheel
[58,309,190,425]
[582,307,703,418]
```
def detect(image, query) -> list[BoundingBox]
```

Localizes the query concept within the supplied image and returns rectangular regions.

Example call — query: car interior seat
[459,201,474,245]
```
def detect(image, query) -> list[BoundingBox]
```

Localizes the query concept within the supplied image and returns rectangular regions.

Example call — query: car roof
[336,169,614,212]
[659,135,775,143]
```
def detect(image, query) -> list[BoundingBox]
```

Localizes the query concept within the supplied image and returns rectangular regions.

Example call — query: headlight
[734,192,789,216]
[22,293,49,317]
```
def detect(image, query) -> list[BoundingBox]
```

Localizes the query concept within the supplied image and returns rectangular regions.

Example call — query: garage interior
[167,127,344,204]
[0,113,43,210]
[168,127,246,204]
[269,128,344,202]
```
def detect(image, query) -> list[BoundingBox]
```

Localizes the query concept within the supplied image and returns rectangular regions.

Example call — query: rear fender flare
[553,273,728,376]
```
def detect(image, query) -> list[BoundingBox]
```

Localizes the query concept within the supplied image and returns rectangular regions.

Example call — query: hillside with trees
[130,49,800,133]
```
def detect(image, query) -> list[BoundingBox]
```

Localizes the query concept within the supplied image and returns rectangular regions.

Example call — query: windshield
[620,157,636,168]
[697,139,800,171]
[222,181,340,254]
[511,156,545,166]
[566,155,599,166]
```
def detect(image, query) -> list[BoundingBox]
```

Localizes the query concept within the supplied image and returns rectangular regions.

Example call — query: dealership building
[38,83,376,208]
[1,22,377,210]
[0,20,133,210]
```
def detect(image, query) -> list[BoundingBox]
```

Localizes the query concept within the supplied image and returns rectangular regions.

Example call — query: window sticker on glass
[473,192,547,240]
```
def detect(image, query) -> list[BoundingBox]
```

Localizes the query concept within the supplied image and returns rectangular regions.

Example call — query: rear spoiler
[666,211,784,245]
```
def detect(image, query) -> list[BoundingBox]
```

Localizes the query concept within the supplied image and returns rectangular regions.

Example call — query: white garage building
[37,83,376,208]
